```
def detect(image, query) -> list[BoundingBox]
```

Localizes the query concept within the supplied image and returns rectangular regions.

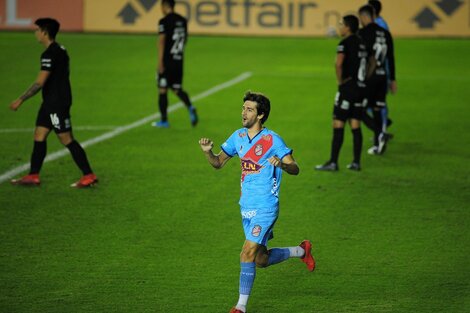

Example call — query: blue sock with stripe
[239,262,256,295]
[267,248,290,266]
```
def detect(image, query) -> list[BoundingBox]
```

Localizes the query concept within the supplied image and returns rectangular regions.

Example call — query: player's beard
[242,116,256,129]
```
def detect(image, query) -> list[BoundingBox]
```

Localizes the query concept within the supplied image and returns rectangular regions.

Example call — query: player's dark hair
[359,5,374,19]
[34,18,60,40]
[243,91,271,124]
[368,0,382,16]
[162,0,176,8]
[343,15,359,33]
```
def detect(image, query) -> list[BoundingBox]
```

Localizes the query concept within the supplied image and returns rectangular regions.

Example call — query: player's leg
[11,126,51,185]
[171,63,198,126]
[316,91,347,171]
[53,112,97,187]
[348,118,362,171]
[255,242,312,268]
[11,107,53,185]
[152,69,170,127]
[234,239,260,313]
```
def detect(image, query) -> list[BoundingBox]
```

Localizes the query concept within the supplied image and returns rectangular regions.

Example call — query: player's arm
[158,33,165,74]
[199,138,232,169]
[335,53,345,85]
[387,33,397,94]
[367,55,376,79]
[268,154,299,175]
[9,70,50,111]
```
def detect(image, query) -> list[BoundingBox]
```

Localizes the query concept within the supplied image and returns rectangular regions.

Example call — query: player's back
[41,42,72,109]
[358,23,393,77]
[159,13,187,63]
[338,35,368,85]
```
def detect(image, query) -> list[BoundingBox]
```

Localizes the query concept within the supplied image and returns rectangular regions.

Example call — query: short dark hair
[243,91,271,124]
[343,15,359,33]
[34,18,60,40]
[359,5,375,18]
[162,0,176,8]
[368,0,382,16]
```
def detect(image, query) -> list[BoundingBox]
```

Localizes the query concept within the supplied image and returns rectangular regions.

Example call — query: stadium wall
[1,0,469,37]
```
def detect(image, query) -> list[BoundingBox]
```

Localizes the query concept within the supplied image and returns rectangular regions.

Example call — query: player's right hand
[199,138,213,152]
[9,99,22,111]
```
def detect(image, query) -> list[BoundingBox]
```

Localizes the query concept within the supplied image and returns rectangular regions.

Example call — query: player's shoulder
[264,128,284,142]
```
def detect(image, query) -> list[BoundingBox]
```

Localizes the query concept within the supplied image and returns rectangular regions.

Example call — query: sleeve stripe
[220,146,234,157]
[279,149,293,161]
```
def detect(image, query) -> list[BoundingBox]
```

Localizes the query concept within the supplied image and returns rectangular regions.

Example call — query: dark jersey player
[316,15,368,171]
[152,0,198,128]
[358,4,397,155]
[8,18,97,188]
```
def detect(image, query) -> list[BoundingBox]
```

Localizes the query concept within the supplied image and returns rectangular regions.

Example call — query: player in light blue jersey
[199,92,315,313]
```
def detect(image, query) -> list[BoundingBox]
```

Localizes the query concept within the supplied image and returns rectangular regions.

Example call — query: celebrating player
[8,18,97,188]
[315,15,368,171]
[199,92,315,313]
[152,0,198,128]
[358,4,397,155]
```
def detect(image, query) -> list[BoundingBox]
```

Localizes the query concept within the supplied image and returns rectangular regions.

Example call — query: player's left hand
[9,99,23,111]
[268,156,282,168]
[389,80,397,94]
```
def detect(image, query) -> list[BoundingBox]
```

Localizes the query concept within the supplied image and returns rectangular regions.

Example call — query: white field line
[0,72,252,184]
[0,126,119,133]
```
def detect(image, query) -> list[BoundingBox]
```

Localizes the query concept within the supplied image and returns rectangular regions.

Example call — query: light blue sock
[267,248,290,266]
[239,262,256,296]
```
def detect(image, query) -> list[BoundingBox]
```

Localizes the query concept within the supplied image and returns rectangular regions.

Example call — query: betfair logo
[117,0,317,29]
[413,0,464,29]
[118,0,159,24]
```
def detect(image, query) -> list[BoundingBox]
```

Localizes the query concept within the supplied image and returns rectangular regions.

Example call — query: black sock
[362,112,375,131]
[330,128,344,164]
[373,110,382,146]
[66,140,92,175]
[352,128,363,164]
[159,93,168,122]
[30,140,47,174]
[176,90,193,109]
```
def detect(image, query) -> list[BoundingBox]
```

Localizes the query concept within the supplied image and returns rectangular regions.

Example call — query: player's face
[338,21,347,37]
[34,27,46,43]
[242,101,261,128]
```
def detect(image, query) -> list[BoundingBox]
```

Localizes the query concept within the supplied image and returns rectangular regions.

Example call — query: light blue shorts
[241,206,279,246]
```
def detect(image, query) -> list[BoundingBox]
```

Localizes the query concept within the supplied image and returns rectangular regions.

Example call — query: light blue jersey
[221,127,292,209]
[375,16,389,31]
[221,127,293,245]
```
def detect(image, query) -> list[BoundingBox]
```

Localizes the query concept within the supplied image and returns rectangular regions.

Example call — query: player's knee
[58,133,73,145]
[255,255,268,268]
[159,88,168,95]
[240,247,257,262]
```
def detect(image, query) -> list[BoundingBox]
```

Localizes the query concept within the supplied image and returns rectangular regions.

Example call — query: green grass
[0,32,469,313]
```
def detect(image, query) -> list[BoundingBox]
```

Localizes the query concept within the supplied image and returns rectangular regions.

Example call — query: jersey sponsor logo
[255,144,263,156]
[241,210,257,219]
[241,158,262,174]
[238,132,246,137]
[251,225,262,237]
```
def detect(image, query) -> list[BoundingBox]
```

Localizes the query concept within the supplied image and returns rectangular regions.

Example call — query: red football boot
[11,174,40,186]
[230,308,245,313]
[300,240,316,272]
[71,173,98,188]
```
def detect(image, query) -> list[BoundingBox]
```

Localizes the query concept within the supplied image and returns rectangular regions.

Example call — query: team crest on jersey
[241,159,262,174]
[255,144,263,156]
[252,225,262,237]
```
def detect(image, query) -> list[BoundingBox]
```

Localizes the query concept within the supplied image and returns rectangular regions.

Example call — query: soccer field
[0,32,469,312]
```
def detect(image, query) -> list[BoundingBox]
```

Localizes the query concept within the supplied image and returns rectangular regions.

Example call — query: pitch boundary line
[0,72,252,184]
